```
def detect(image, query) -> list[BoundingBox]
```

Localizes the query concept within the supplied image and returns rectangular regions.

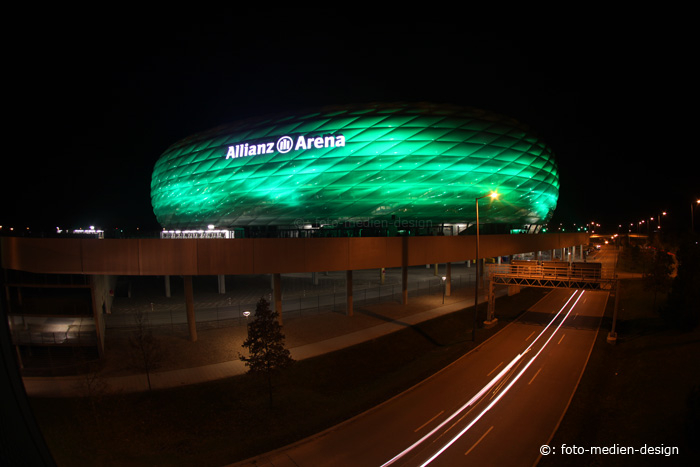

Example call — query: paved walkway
[22,280,506,398]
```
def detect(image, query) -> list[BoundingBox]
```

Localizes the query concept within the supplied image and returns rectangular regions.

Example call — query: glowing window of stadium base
[160,230,233,239]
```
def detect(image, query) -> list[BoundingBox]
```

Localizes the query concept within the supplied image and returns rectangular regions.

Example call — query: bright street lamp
[473,192,499,341]
[656,212,666,231]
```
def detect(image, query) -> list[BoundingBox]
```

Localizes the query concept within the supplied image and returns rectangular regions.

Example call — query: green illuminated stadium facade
[151,103,559,236]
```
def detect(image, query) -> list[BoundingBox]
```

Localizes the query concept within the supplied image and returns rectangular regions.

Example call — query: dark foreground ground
[28,280,699,466]
[539,279,700,466]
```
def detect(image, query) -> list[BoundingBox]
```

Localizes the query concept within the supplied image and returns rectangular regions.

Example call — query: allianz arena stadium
[150,102,560,236]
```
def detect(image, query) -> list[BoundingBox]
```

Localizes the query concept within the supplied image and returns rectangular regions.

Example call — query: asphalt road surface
[233,287,608,467]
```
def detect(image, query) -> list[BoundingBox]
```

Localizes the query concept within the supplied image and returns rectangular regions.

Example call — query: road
[233,287,608,467]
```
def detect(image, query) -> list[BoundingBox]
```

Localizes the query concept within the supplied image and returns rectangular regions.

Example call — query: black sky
[4,7,697,235]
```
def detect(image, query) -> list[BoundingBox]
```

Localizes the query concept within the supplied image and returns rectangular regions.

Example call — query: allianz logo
[226,133,346,159]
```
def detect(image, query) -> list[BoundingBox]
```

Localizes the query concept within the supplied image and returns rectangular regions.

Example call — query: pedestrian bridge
[1,233,591,353]
[487,260,617,291]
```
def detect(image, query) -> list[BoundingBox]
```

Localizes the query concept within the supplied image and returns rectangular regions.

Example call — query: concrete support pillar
[434,263,438,276]
[402,237,408,305]
[164,275,171,298]
[608,280,621,344]
[218,275,226,294]
[445,262,452,296]
[346,270,353,317]
[401,265,408,305]
[312,271,319,286]
[380,268,385,285]
[484,280,497,328]
[478,258,485,288]
[89,276,104,357]
[272,273,282,324]
[184,275,197,342]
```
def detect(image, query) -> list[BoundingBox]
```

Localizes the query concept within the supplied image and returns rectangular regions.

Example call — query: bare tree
[71,353,116,462]
[644,249,673,311]
[73,357,110,428]
[128,308,163,391]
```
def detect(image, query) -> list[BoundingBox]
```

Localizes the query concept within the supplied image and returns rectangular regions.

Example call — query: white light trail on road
[418,290,585,467]
[521,290,579,355]
[380,290,581,467]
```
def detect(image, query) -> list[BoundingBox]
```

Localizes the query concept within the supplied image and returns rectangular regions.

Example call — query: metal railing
[486,261,614,280]
[486,261,617,291]
[105,273,478,332]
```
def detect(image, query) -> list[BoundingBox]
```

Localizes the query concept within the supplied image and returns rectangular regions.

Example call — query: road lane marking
[487,362,503,377]
[464,426,494,456]
[528,367,543,385]
[557,333,566,345]
[415,411,445,433]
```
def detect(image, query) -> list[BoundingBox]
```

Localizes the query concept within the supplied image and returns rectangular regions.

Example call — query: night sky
[4,8,697,236]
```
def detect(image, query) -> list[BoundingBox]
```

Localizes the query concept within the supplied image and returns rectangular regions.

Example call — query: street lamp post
[243,310,251,337]
[473,192,499,341]
[441,276,446,304]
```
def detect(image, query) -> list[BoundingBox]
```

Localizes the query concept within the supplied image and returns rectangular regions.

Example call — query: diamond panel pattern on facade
[151,103,559,229]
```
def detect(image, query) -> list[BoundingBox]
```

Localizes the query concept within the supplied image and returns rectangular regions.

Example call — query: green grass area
[30,288,549,467]
[539,279,700,466]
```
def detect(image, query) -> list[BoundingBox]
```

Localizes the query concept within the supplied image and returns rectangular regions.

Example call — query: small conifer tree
[240,297,295,404]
